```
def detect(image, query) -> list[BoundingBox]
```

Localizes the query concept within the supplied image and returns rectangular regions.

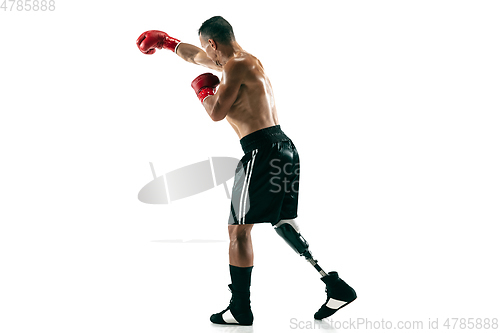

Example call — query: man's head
[199,16,236,66]
[198,16,235,45]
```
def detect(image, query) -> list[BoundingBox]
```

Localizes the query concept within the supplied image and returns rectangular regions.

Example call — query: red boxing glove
[136,30,181,54]
[191,73,220,103]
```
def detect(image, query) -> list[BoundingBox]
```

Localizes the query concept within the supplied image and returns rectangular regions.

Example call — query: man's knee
[228,225,253,243]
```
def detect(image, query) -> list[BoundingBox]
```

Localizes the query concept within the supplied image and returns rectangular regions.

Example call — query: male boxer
[136,16,356,325]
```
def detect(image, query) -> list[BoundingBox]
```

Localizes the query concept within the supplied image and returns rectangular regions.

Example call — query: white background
[1,0,499,332]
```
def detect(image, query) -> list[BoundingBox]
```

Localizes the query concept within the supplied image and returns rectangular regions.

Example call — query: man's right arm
[136,30,221,72]
[176,43,222,72]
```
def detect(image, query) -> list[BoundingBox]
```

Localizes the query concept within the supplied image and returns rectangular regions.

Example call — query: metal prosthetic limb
[274,219,327,277]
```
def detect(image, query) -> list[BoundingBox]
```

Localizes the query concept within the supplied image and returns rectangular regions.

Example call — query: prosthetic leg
[274,219,357,319]
[273,219,327,277]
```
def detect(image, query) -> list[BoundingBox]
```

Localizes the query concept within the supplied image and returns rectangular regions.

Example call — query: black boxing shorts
[228,125,299,226]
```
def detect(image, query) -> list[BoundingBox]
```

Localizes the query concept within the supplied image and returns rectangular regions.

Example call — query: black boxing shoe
[314,271,357,320]
[210,284,253,326]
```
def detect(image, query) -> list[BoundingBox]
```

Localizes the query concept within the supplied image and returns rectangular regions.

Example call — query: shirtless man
[136,16,356,326]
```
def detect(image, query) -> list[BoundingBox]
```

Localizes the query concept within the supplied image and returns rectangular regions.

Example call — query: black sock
[229,265,253,293]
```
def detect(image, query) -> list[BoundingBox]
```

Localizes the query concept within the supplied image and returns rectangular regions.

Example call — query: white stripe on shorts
[238,149,258,224]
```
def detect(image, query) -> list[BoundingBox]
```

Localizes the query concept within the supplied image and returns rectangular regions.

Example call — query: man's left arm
[202,60,246,122]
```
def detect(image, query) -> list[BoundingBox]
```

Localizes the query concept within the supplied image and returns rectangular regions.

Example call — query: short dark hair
[198,16,235,45]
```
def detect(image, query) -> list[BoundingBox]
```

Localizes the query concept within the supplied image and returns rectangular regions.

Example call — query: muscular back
[220,53,279,139]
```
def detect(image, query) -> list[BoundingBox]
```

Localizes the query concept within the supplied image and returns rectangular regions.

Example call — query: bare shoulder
[224,53,262,72]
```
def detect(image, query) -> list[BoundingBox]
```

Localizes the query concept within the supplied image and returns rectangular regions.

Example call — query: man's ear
[208,39,217,50]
